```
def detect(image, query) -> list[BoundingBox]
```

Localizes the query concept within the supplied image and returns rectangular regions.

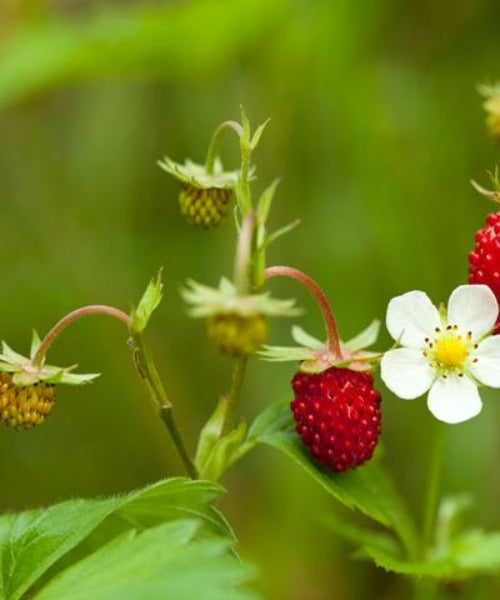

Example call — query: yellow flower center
[433,337,468,369]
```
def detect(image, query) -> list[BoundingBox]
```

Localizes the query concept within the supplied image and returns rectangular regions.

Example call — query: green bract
[182,278,300,318]
[0,332,99,387]
[158,157,239,190]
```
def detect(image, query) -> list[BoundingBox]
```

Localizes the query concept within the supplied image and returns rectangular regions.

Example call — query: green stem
[422,423,446,557]
[131,333,198,479]
[234,212,256,294]
[222,356,248,436]
[205,120,243,175]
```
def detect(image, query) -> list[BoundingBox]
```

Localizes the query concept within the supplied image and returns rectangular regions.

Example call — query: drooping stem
[33,304,196,479]
[33,305,131,367]
[422,423,446,557]
[222,356,248,436]
[264,266,343,359]
[205,120,243,175]
[234,213,256,294]
[131,333,198,479]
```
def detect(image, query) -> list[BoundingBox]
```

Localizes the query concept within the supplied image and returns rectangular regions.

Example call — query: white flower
[381,285,500,424]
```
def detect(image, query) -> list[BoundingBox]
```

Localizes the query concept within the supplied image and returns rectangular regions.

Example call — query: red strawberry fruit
[290,367,382,472]
[468,212,500,332]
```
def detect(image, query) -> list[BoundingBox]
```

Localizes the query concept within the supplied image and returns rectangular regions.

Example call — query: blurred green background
[0,0,499,598]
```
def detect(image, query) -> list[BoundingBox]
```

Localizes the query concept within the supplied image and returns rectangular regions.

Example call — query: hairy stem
[264,266,343,359]
[131,333,198,479]
[205,120,243,175]
[222,356,248,436]
[33,305,131,366]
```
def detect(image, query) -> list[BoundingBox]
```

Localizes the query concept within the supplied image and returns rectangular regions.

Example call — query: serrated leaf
[0,478,227,600]
[343,320,380,352]
[361,546,454,578]
[36,520,257,600]
[247,401,418,558]
[131,269,163,334]
[291,325,323,349]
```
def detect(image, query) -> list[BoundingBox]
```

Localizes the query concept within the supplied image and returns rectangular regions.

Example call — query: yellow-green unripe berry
[485,96,500,143]
[207,313,268,357]
[179,185,233,229]
[0,373,55,429]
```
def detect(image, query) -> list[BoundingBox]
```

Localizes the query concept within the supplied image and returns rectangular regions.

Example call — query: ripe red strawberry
[468,212,500,332]
[290,367,382,472]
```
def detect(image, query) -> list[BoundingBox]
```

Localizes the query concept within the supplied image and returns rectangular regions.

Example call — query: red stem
[33,305,131,366]
[264,266,343,359]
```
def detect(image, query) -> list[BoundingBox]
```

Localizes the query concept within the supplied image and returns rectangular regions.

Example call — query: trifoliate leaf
[131,269,163,334]
[0,478,237,600]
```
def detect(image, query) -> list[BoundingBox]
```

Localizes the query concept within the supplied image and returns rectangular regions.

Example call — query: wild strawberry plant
[2,91,500,599]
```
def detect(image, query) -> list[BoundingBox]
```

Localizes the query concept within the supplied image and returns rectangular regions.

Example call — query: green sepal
[157,157,239,190]
[30,330,42,361]
[258,345,317,362]
[131,269,163,334]
[291,326,323,349]
[343,320,380,352]
[0,340,99,387]
[182,278,300,319]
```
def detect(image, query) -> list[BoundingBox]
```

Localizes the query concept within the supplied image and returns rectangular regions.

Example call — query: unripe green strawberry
[0,373,55,429]
[179,185,233,229]
[207,313,267,357]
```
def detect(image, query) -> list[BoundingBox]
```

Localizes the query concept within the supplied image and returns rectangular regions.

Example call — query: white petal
[447,285,498,340]
[386,291,441,348]
[468,335,500,387]
[381,348,435,399]
[427,375,482,424]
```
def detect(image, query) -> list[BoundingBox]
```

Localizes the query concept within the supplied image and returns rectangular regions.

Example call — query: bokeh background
[1,0,499,598]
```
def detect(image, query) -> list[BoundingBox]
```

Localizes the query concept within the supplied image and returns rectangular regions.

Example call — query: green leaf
[343,320,380,352]
[248,401,419,558]
[131,269,163,334]
[453,530,500,574]
[360,529,500,579]
[199,421,248,482]
[195,399,228,472]
[0,478,226,600]
[36,520,257,600]
[323,514,402,557]
[250,118,271,150]
[264,219,301,248]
